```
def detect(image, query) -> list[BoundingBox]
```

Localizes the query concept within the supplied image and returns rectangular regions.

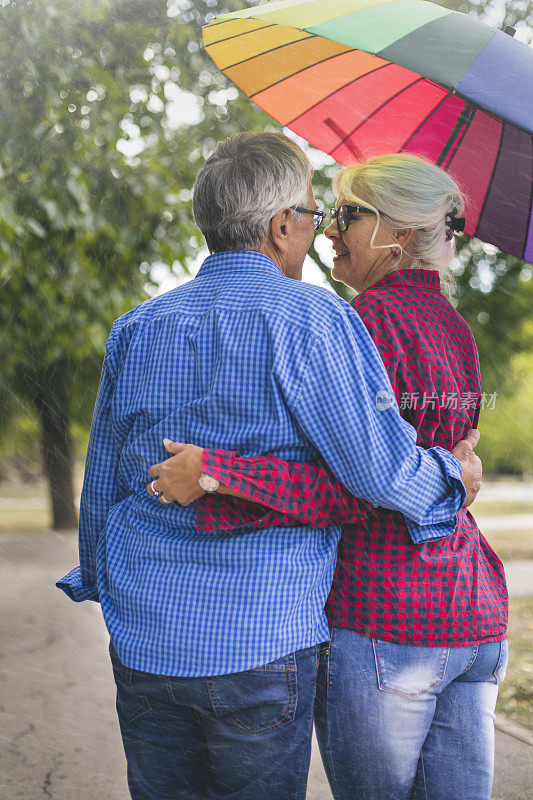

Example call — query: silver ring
[150,480,160,498]
[160,494,172,504]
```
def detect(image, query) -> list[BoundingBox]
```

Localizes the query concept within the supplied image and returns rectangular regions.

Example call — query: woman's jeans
[315,629,508,800]
[109,639,320,800]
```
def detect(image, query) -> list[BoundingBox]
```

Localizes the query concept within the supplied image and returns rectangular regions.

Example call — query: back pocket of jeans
[493,640,509,685]
[373,639,449,698]
[207,652,297,735]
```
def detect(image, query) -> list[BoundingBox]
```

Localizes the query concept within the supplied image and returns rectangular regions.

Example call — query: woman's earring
[391,249,400,258]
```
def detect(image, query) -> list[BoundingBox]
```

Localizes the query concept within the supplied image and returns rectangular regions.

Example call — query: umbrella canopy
[203,0,533,263]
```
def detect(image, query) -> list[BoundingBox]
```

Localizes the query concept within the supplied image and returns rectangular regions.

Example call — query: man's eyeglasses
[330,205,376,233]
[293,206,327,231]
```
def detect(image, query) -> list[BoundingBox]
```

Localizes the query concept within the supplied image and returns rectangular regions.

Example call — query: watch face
[199,474,219,493]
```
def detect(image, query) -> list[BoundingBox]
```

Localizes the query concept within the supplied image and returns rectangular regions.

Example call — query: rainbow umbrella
[203,0,533,263]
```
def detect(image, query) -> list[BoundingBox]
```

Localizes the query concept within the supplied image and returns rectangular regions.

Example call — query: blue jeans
[109,639,320,800]
[315,629,508,800]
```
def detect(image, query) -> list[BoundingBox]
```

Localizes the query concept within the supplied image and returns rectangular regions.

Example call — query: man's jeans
[109,639,320,800]
[315,629,508,800]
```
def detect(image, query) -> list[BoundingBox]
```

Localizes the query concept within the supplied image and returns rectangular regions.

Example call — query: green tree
[0,0,177,527]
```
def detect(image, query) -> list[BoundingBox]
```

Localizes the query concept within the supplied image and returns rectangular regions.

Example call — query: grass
[0,469,80,532]
[0,508,51,532]
[496,597,533,731]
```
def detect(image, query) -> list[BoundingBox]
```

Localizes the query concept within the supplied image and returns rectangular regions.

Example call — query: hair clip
[445,207,466,240]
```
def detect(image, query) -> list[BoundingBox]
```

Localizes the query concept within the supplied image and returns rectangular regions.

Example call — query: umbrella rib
[208,34,316,72]
[523,147,533,261]
[326,77,425,156]
[473,120,505,241]
[205,22,276,47]
[204,17,248,29]
[248,49,356,100]
[400,91,455,153]
[443,107,477,172]
[284,62,393,127]
[323,119,366,161]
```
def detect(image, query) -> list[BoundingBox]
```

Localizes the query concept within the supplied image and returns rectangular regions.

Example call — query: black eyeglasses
[330,204,377,233]
[292,206,327,231]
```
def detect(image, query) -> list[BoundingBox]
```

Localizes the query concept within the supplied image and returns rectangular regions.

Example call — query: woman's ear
[396,228,415,250]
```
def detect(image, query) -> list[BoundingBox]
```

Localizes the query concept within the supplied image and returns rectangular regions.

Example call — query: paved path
[475,481,533,504]
[476,515,533,532]
[1,530,531,800]
[503,560,533,598]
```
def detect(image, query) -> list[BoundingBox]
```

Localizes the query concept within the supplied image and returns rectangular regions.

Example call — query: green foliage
[0,0,177,425]
[451,242,533,396]
[476,338,533,474]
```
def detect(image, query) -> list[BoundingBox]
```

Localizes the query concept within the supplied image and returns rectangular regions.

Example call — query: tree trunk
[35,390,78,530]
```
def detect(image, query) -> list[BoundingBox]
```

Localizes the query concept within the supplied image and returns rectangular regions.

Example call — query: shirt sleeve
[56,353,120,602]
[287,308,465,543]
[196,450,367,532]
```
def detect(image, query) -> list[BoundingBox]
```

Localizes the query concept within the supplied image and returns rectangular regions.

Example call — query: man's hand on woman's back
[146,429,482,511]
[148,440,205,506]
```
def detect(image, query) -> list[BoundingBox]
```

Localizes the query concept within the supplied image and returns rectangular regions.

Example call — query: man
[57,132,481,800]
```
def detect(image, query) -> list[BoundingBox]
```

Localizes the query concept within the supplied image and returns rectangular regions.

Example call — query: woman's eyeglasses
[330,205,376,233]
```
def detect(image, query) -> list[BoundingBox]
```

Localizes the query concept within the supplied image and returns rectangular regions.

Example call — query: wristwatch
[199,473,220,493]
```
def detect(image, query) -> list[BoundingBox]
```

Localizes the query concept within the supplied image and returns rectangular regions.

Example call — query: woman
[155,154,508,800]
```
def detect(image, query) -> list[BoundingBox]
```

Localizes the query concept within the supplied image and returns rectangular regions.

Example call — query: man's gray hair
[193,132,311,253]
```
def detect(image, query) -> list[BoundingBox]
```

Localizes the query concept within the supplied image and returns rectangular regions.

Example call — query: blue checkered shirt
[57,251,465,676]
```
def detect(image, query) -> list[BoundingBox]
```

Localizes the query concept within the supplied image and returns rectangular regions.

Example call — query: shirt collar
[197,250,283,278]
[366,268,441,294]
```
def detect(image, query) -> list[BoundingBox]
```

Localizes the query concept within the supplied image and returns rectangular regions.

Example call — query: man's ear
[269,207,293,254]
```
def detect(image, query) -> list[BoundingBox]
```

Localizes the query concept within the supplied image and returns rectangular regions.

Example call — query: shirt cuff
[201,449,238,485]
[56,566,100,603]
[405,448,466,544]
[405,513,458,544]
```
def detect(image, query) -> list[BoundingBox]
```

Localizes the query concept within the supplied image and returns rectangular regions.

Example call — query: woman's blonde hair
[334,153,466,273]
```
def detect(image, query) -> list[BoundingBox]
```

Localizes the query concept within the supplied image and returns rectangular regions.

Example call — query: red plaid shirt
[197,269,508,647]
